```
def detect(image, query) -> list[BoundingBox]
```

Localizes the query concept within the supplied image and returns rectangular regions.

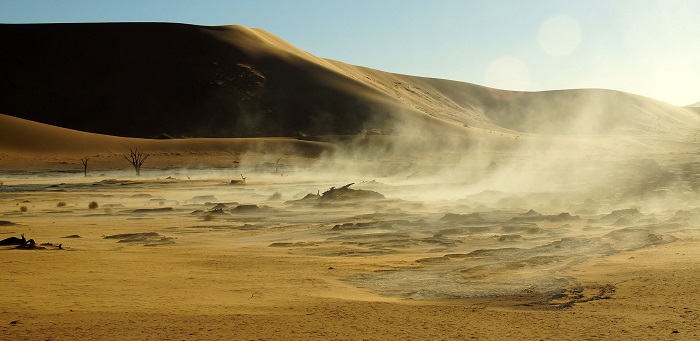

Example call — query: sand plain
[2,141,700,340]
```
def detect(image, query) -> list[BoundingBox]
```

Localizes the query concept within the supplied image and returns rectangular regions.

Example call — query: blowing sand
[2,143,700,340]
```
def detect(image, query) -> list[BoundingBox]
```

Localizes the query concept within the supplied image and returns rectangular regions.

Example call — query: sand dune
[0,113,329,170]
[0,23,436,138]
[687,101,700,116]
[2,22,699,142]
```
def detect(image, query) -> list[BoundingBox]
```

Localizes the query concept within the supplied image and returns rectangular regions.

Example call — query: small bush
[152,133,174,139]
[57,202,67,207]
[88,201,99,209]
[19,206,28,212]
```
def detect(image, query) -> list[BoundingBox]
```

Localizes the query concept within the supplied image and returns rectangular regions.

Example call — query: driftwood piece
[231,174,247,185]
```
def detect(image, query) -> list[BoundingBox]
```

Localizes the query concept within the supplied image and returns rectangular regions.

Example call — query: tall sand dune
[2,22,699,142]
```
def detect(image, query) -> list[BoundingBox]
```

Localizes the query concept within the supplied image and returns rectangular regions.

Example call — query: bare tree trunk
[275,154,287,173]
[80,157,89,177]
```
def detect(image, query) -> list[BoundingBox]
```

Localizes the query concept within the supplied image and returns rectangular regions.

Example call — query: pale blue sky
[1,0,699,105]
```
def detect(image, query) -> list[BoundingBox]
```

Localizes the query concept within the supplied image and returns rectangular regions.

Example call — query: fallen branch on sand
[0,234,64,250]
[319,183,384,201]
[231,174,246,185]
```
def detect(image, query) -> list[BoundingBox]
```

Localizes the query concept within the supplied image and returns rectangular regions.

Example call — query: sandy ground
[2,239,699,340]
[1,149,700,340]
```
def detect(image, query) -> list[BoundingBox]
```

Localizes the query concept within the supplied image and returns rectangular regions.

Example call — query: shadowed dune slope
[1,22,699,140]
[0,23,446,138]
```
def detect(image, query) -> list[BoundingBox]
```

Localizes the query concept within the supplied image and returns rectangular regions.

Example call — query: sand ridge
[0,113,330,156]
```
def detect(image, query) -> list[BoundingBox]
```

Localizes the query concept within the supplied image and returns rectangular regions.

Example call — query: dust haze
[5,93,700,304]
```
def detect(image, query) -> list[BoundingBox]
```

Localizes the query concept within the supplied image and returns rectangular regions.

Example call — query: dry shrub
[57,202,67,207]
[88,201,99,209]
[19,206,28,212]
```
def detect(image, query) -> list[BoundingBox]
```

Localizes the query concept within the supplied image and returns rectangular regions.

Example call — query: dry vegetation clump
[56,202,67,207]
[19,206,28,212]
[88,201,99,209]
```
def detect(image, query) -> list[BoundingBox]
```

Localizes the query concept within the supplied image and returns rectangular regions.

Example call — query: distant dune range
[1,22,700,151]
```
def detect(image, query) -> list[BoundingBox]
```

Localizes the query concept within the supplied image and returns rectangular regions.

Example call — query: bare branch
[124,148,149,175]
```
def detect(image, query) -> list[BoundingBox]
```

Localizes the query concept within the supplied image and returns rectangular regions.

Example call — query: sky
[1,0,699,106]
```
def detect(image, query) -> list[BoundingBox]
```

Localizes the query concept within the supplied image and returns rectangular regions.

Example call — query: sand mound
[131,207,174,214]
[104,232,174,246]
[0,113,330,157]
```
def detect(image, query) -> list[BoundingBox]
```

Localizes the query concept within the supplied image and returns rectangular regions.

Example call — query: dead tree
[274,154,288,173]
[124,148,149,175]
[80,157,89,177]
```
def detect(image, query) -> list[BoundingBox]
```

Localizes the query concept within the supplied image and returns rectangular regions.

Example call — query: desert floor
[1,150,700,340]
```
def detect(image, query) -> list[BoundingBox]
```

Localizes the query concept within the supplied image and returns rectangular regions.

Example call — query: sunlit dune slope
[688,101,700,115]
[0,113,328,156]
[1,22,699,140]
[330,61,700,137]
